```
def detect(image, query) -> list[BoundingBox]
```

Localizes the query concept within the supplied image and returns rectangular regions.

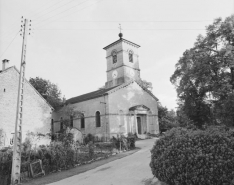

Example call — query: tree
[158,104,178,132]
[141,80,153,92]
[29,77,65,109]
[170,15,234,127]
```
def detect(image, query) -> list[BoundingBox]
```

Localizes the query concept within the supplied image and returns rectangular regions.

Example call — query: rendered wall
[0,67,52,147]
[108,82,159,136]
[52,95,108,138]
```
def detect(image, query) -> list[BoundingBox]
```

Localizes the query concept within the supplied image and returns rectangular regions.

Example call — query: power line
[34,0,89,27]
[35,28,206,31]
[0,18,20,36]
[0,30,20,58]
[33,0,79,21]
[33,20,212,23]
[29,0,66,19]
[35,0,105,29]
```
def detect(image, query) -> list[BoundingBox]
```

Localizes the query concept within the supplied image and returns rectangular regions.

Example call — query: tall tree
[170,15,234,127]
[158,104,178,131]
[29,77,64,109]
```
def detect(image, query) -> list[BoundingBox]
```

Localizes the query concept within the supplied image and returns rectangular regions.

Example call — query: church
[52,33,159,140]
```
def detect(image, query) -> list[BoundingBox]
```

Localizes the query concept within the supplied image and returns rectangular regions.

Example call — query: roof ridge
[1,66,54,109]
[65,86,117,104]
[106,79,159,101]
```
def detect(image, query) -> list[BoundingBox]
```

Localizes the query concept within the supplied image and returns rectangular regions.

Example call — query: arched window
[81,114,85,128]
[129,50,133,63]
[96,111,101,127]
[112,50,117,64]
[70,115,73,127]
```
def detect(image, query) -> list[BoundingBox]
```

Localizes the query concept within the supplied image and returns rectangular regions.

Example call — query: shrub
[95,142,114,153]
[150,127,234,185]
[111,134,136,150]
[127,136,135,149]
[88,142,94,158]
[84,133,95,144]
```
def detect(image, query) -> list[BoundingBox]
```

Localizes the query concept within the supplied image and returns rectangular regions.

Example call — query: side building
[0,60,54,148]
[52,34,159,140]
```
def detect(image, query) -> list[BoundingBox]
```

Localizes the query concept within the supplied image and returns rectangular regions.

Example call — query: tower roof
[103,38,140,50]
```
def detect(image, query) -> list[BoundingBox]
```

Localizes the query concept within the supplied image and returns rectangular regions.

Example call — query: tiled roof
[65,86,118,104]
[66,79,159,105]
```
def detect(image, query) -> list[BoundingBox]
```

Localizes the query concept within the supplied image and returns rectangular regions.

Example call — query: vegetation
[0,132,136,184]
[170,15,234,127]
[158,104,178,132]
[29,77,65,109]
[150,126,234,185]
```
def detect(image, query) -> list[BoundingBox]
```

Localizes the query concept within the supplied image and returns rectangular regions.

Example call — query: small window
[129,50,133,63]
[70,115,73,127]
[96,111,101,127]
[81,114,85,128]
[60,117,63,130]
[112,51,117,64]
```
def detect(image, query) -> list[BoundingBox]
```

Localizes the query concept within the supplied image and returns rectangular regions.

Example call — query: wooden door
[137,117,141,134]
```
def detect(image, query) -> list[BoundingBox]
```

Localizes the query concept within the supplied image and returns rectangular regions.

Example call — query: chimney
[2,59,9,70]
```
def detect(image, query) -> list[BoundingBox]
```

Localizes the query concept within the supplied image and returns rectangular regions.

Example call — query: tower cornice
[106,64,140,72]
[105,49,139,58]
[103,38,140,50]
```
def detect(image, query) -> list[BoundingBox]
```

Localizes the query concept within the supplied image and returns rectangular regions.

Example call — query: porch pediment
[129,105,150,111]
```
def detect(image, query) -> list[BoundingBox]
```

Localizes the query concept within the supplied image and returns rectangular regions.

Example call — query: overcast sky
[0,0,233,110]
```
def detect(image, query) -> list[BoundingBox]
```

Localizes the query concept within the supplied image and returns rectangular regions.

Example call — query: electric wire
[34,0,89,27]
[0,18,20,36]
[34,0,104,29]
[39,20,212,23]
[29,0,66,20]
[0,30,20,58]
[34,28,206,31]
[33,0,80,21]
[0,26,21,44]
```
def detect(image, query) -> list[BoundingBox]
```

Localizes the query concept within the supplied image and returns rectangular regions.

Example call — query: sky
[0,0,233,111]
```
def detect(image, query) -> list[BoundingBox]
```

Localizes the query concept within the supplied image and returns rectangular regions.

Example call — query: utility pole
[11,18,30,185]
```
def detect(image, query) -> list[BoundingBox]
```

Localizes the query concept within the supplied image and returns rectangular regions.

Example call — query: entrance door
[137,117,141,134]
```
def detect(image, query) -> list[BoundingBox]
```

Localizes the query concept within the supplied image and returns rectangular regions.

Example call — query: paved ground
[46,138,165,185]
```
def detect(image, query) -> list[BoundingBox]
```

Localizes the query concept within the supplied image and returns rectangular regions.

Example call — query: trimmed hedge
[150,127,234,185]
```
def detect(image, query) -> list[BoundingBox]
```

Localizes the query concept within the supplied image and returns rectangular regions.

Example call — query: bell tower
[103,33,141,88]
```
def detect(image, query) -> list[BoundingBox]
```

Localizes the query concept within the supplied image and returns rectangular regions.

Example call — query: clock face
[112,70,118,79]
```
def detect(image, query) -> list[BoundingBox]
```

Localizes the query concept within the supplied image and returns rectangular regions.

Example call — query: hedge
[150,127,234,185]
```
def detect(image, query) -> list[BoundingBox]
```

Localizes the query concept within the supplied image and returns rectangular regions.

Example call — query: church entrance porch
[129,105,151,137]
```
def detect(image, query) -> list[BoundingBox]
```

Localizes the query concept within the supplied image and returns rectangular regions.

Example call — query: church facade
[52,34,159,140]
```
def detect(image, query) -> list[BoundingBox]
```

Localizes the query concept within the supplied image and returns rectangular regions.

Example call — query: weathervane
[118,24,123,39]
[119,24,122,33]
